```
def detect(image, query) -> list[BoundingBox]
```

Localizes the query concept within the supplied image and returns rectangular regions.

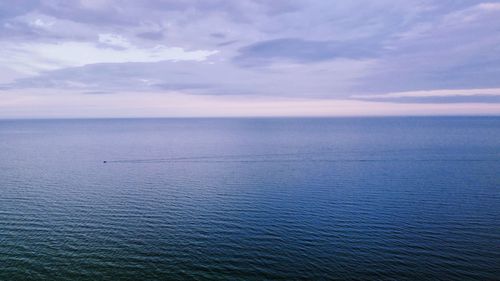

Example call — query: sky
[1,0,500,118]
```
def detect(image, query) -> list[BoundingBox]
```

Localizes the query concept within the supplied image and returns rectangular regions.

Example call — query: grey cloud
[38,0,135,26]
[136,30,164,41]
[0,0,38,20]
[216,40,238,47]
[2,58,363,98]
[351,95,500,104]
[210,32,226,39]
[1,0,499,104]
[35,0,298,26]
[0,1,447,48]
[234,38,377,66]
[354,2,500,94]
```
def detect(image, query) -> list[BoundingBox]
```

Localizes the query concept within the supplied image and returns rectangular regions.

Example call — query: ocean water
[0,117,499,280]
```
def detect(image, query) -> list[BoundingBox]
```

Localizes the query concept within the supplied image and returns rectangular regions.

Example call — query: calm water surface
[0,117,499,280]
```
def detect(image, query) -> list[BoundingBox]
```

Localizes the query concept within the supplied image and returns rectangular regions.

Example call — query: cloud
[1,0,500,117]
[353,88,500,99]
[98,33,132,48]
[1,58,375,97]
[357,2,500,93]
[136,30,165,41]
[31,18,55,28]
[2,89,499,119]
[351,88,500,103]
[477,2,500,11]
[0,0,38,20]
[1,35,218,74]
[234,38,376,66]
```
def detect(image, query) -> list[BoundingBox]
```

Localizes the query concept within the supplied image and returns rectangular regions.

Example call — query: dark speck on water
[0,117,499,280]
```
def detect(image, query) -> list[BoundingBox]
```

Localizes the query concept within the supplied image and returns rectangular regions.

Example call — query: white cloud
[98,33,132,48]
[477,3,500,11]
[31,18,55,28]
[352,88,500,99]
[1,37,218,74]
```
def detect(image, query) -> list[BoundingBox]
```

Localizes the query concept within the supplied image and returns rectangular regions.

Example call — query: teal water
[0,117,499,280]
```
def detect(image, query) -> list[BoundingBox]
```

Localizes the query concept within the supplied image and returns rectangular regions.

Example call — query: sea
[0,117,499,280]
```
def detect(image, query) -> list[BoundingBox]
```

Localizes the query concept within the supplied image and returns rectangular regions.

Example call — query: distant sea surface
[0,117,499,280]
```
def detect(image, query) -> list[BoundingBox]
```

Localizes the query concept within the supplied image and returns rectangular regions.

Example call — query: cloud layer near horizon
[1,0,500,117]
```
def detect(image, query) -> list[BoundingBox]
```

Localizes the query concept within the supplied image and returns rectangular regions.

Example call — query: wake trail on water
[102,152,500,164]
[103,152,318,163]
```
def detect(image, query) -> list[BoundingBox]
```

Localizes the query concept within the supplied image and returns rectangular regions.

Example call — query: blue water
[0,117,499,280]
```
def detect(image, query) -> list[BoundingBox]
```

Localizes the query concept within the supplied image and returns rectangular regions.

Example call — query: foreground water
[0,117,499,280]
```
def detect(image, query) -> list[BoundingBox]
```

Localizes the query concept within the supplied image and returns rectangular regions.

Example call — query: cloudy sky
[1,0,500,118]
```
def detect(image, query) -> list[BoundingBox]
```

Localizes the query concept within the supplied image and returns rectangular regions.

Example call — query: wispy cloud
[352,88,500,99]
[2,89,499,119]
[0,0,499,117]
[1,34,217,74]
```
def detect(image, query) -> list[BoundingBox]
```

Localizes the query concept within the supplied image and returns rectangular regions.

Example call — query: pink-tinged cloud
[1,1,500,117]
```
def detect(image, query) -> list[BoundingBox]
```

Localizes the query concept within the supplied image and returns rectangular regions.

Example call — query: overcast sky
[1,0,500,118]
